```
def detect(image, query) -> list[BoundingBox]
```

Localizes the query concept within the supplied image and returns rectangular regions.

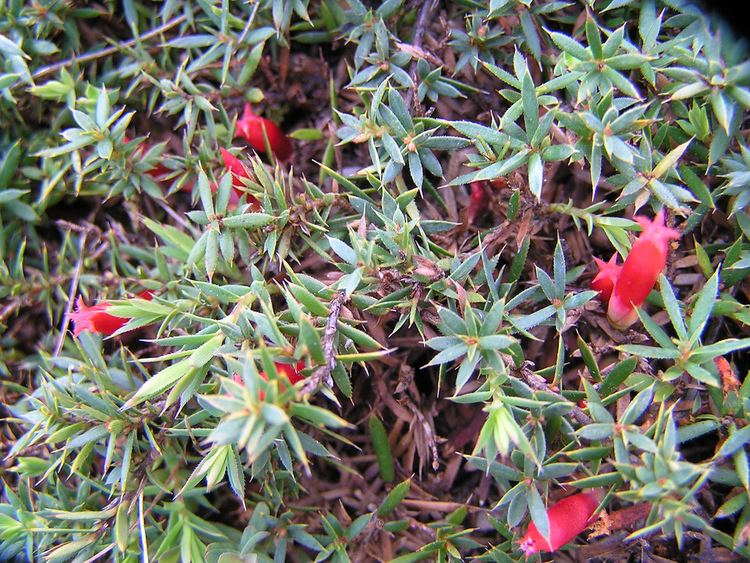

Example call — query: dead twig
[406,0,440,110]
[29,14,189,83]
[54,231,88,356]
[302,289,348,395]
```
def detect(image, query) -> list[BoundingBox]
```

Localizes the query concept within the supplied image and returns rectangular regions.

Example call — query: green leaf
[123,360,194,409]
[659,275,687,340]
[599,357,637,398]
[617,345,681,359]
[221,213,274,229]
[289,128,324,141]
[528,152,543,200]
[298,316,325,364]
[652,139,692,180]
[718,426,750,459]
[585,15,603,60]
[688,267,719,339]
[378,479,410,517]
[521,69,539,137]
[291,403,352,429]
[287,283,330,317]
[547,30,590,60]
[327,235,358,266]
[189,333,223,368]
[620,386,654,425]
[527,486,550,541]
[368,415,395,483]
[578,335,602,383]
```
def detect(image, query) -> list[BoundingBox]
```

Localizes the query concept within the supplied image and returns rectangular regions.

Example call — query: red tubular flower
[70,290,154,337]
[235,103,293,162]
[606,210,680,329]
[125,136,170,180]
[274,360,306,385]
[591,253,622,302]
[218,148,261,211]
[468,181,490,225]
[519,491,601,556]
[232,361,305,399]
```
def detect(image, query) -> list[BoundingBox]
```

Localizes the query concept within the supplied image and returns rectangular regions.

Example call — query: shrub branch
[302,289,348,395]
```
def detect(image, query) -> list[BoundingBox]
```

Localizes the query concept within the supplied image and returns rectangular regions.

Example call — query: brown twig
[412,0,436,52]
[302,289,348,395]
[54,231,88,356]
[406,0,439,111]
[28,14,189,83]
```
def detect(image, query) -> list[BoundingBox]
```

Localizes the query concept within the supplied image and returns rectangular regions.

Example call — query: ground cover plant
[2,0,750,561]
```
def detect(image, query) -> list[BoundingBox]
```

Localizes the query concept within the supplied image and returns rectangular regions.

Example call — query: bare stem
[302,290,348,395]
[54,231,88,356]
[29,14,188,83]
[406,0,439,110]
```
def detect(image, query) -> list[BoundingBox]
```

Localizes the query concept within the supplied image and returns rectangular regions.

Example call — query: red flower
[232,361,305,399]
[70,290,154,337]
[274,361,306,385]
[218,148,261,211]
[468,181,490,225]
[591,253,621,302]
[235,103,293,162]
[489,177,507,189]
[519,491,600,556]
[125,136,170,181]
[606,210,680,329]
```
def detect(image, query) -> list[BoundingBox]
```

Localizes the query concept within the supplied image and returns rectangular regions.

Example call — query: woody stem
[302,289,348,395]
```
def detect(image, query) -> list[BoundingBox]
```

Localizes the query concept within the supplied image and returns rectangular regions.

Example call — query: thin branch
[29,14,188,83]
[412,0,436,51]
[302,289,348,395]
[406,0,439,111]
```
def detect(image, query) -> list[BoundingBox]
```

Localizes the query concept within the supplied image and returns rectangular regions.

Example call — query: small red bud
[489,177,507,189]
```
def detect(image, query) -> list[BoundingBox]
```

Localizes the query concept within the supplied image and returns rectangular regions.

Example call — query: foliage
[2,0,750,561]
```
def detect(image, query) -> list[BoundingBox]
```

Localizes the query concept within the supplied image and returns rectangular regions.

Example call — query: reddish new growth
[592,210,680,329]
[232,361,305,399]
[235,103,293,162]
[519,491,601,556]
[70,290,154,337]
